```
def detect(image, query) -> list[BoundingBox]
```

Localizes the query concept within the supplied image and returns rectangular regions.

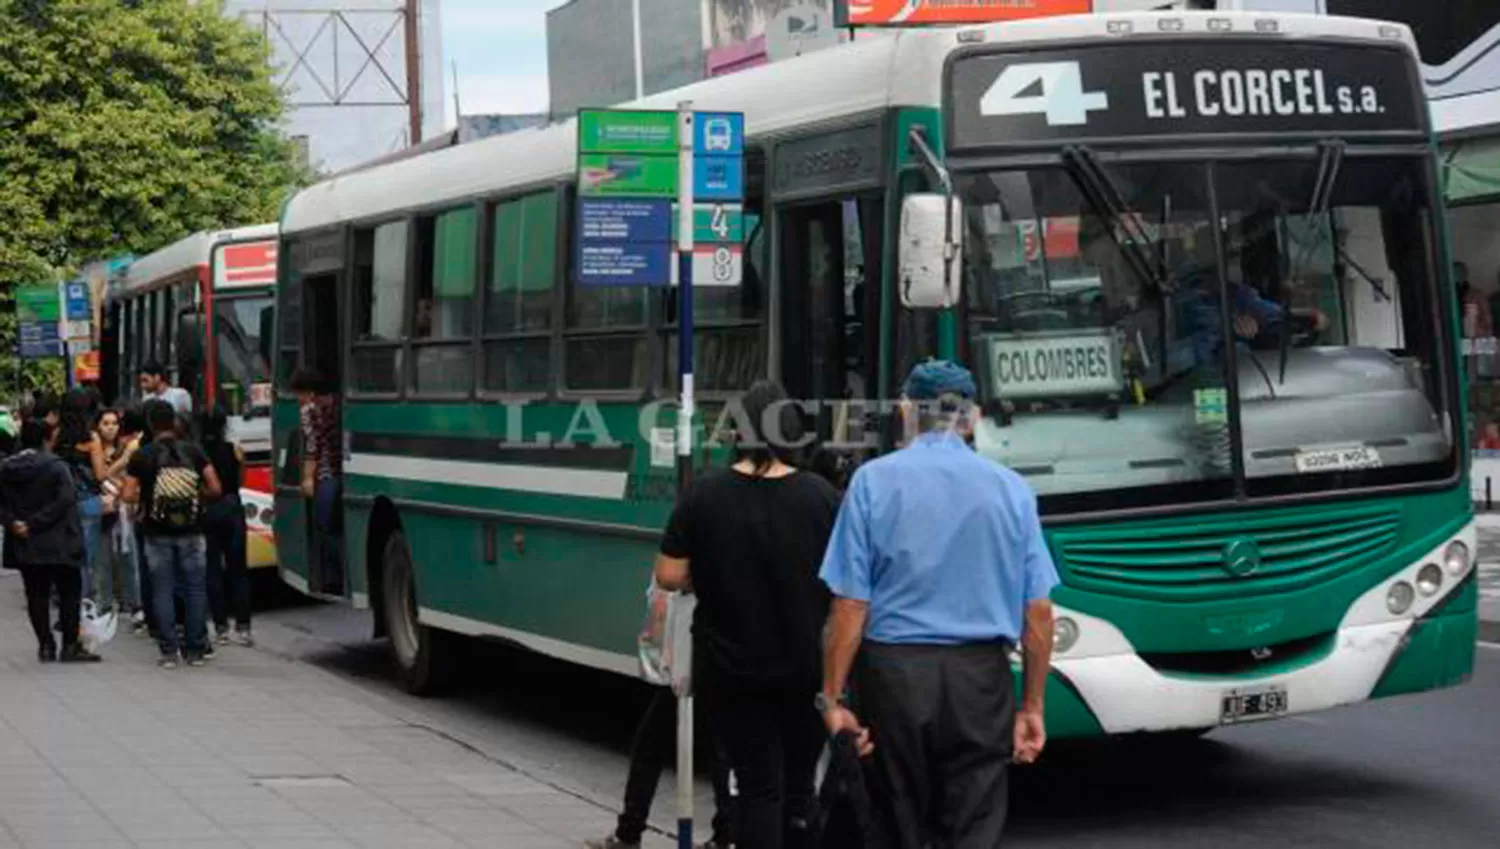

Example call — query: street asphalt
[248,575,1500,849]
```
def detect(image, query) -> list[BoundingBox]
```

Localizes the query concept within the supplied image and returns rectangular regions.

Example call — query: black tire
[381,530,455,695]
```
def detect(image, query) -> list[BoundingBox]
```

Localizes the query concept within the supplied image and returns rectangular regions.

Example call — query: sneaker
[583,838,638,849]
[201,645,217,660]
[38,644,57,663]
[158,654,180,670]
[186,654,207,668]
[59,645,102,664]
[131,610,146,625]
[215,629,231,646]
[233,630,255,648]
[133,622,149,637]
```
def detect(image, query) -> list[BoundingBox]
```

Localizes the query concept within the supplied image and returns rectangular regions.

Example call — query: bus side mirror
[898,193,963,309]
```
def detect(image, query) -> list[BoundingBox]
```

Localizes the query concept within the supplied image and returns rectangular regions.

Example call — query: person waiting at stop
[819,360,1058,849]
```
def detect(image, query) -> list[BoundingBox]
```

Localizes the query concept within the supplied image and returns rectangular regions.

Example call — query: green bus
[272,10,1477,736]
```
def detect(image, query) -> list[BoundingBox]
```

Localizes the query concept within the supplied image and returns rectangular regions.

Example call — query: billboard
[842,0,1091,26]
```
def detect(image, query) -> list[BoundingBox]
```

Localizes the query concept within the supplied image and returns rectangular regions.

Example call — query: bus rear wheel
[381,530,454,695]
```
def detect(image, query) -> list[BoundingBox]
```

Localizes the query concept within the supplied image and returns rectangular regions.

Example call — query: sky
[441,0,569,126]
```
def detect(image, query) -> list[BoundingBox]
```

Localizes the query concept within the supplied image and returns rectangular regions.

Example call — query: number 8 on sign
[713,247,733,282]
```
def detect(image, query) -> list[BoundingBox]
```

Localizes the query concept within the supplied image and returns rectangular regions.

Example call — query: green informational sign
[578,153,680,198]
[671,203,745,244]
[578,110,679,155]
[16,284,59,322]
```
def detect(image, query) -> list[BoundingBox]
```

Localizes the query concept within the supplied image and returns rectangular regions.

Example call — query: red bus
[101,224,280,568]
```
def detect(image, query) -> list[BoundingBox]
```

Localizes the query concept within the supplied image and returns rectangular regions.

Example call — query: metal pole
[632,0,645,100]
[404,0,423,146]
[58,282,73,391]
[674,101,696,849]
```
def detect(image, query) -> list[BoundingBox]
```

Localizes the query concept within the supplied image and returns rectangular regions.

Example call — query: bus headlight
[1415,564,1443,597]
[1444,541,1471,576]
[1054,617,1080,655]
[1386,581,1415,615]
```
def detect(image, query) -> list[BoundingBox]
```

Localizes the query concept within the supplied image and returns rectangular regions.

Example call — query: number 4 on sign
[981,61,1109,127]
[710,205,730,240]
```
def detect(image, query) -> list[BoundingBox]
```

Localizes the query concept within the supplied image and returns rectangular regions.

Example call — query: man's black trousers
[21,564,81,650]
[856,641,1016,849]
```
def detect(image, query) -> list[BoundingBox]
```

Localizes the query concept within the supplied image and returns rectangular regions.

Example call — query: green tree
[0,0,309,401]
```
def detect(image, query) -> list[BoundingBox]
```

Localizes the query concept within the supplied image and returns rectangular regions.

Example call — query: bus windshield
[214,293,274,416]
[961,154,1454,514]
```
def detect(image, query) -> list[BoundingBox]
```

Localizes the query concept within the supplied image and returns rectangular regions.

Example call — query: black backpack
[148,441,202,529]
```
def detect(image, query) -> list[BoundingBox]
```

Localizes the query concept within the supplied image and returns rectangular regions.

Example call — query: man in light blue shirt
[818,360,1059,849]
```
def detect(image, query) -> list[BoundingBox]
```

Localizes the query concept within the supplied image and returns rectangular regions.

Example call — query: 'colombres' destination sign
[947,40,1424,149]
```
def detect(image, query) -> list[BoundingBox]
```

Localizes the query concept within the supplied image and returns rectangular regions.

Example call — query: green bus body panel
[1371,575,1478,699]
[1049,488,1471,655]
[1038,675,1106,739]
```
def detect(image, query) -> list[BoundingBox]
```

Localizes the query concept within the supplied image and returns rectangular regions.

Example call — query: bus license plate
[1220,686,1288,724]
[1294,447,1382,474]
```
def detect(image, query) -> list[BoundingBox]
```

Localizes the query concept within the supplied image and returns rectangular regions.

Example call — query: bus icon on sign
[703,117,734,152]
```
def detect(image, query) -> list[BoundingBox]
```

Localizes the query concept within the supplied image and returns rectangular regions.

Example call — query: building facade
[546,0,705,121]
[224,0,447,174]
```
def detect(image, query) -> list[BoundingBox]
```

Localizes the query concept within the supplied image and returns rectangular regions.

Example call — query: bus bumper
[1048,521,1477,736]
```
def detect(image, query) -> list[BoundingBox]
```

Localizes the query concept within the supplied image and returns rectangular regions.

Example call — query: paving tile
[0,576,610,849]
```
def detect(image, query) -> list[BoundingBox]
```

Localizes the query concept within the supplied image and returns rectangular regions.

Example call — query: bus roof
[280,11,1416,237]
[117,223,278,298]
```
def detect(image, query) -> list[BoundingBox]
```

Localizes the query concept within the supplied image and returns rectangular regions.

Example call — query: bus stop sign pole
[674,100,696,849]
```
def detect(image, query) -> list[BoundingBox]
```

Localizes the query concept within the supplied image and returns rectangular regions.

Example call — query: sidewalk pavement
[0,571,648,849]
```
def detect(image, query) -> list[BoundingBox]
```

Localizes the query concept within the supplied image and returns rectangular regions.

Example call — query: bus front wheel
[381,530,455,695]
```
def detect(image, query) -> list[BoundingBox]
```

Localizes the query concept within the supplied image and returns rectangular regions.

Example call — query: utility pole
[404,0,423,147]
[632,0,644,99]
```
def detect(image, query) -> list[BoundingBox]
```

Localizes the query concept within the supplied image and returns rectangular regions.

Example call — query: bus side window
[350,220,410,395]
[483,191,556,395]
[411,206,478,396]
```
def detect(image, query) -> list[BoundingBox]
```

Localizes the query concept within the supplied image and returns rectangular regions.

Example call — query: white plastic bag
[638,579,672,687]
[664,591,696,697]
[636,579,697,695]
[79,599,118,653]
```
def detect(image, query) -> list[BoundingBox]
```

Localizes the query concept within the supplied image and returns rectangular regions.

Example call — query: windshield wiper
[1061,145,1174,298]
[1278,139,1345,384]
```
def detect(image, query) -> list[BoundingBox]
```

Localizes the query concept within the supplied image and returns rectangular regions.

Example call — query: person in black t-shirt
[124,401,222,668]
[197,407,253,646]
[655,380,841,849]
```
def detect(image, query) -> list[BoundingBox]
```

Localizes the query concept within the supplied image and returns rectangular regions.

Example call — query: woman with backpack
[197,407,253,646]
[54,389,107,602]
[123,400,223,668]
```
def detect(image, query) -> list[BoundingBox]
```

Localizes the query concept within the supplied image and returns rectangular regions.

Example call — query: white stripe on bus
[345,453,629,500]
[418,608,638,676]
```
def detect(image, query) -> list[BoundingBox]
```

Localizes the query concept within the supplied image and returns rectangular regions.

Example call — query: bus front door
[777,195,881,485]
[301,272,346,598]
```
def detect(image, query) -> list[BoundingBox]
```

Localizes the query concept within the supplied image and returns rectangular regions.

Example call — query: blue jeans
[78,496,103,600]
[143,535,208,657]
[314,477,343,590]
[95,515,141,611]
